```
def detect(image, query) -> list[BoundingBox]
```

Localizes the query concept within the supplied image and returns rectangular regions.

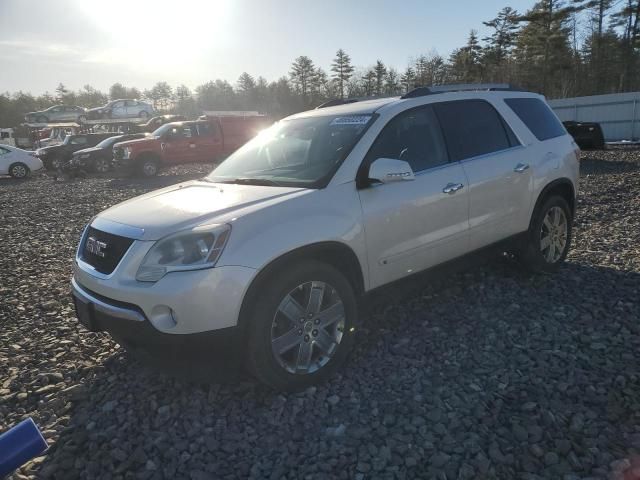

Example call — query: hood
[96,180,310,240]
[73,146,103,156]
[114,137,155,148]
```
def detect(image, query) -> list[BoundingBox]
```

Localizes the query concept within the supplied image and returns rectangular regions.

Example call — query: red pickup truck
[113,114,270,176]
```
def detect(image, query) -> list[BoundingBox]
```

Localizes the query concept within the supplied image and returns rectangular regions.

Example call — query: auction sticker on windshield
[330,115,372,126]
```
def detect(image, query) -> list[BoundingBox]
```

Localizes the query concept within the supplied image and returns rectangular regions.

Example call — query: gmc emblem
[86,236,107,258]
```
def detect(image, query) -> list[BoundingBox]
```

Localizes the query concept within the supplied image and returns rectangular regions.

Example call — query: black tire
[92,157,111,173]
[246,260,358,391]
[8,162,30,178]
[519,195,572,273]
[138,157,159,177]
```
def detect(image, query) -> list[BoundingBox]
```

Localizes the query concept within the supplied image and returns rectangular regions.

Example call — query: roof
[287,97,399,119]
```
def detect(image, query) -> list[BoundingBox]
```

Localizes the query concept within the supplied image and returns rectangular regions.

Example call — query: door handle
[442,182,464,194]
[514,163,530,173]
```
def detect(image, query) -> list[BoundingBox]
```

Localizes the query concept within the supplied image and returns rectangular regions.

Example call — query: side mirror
[368,158,415,184]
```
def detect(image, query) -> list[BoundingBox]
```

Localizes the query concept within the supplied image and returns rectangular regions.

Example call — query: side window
[367,105,449,172]
[434,100,513,161]
[505,98,566,141]
[0,147,10,155]
[183,125,195,138]
[196,122,218,137]
[70,137,87,145]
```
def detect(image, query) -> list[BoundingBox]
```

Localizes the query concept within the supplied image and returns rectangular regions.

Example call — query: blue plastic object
[0,418,48,477]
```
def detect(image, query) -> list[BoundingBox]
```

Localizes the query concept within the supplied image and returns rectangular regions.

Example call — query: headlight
[35,149,44,156]
[136,224,231,282]
[122,147,131,159]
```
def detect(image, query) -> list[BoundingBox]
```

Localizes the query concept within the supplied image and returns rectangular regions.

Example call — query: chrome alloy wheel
[10,164,27,178]
[270,281,345,375]
[540,206,568,263]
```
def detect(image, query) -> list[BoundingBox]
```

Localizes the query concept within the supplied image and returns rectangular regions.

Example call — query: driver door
[162,124,198,163]
[357,105,470,289]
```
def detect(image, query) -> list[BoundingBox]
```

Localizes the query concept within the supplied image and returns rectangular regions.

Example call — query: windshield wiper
[216,177,283,187]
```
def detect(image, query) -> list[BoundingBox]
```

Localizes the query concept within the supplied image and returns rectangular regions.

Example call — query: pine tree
[400,66,416,93]
[289,56,316,104]
[483,7,520,81]
[374,60,387,95]
[330,49,355,99]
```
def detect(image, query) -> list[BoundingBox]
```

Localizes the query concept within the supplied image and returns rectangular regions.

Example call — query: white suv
[72,84,579,390]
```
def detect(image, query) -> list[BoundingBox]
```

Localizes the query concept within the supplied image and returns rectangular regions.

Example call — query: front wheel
[246,260,357,390]
[138,158,159,177]
[93,157,111,173]
[9,163,30,178]
[519,195,572,273]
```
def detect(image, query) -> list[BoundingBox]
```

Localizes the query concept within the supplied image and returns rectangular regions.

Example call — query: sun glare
[76,0,231,71]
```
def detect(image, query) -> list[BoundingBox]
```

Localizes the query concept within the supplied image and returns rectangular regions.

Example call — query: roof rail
[315,98,359,109]
[401,83,525,99]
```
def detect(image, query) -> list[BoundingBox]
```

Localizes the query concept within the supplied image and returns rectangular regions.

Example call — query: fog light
[150,305,177,330]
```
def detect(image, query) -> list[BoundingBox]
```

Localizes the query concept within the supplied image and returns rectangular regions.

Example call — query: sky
[0,0,534,95]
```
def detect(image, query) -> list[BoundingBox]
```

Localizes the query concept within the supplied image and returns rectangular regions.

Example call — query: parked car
[113,114,269,176]
[24,105,88,124]
[563,121,605,149]
[0,144,43,178]
[35,133,117,169]
[70,133,149,173]
[72,85,579,390]
[136,115,187,133]
[87,99,155,120]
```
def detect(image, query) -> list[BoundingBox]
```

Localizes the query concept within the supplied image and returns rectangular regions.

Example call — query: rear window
[505,98,566,141]
[433,100,517,161]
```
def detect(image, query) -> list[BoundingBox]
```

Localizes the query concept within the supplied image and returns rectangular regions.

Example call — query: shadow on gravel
[580,151,640,176]
[30,251,640,478]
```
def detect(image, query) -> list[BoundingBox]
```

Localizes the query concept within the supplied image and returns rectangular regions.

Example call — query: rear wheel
[9,163,29,178]
[246,260,357,390]
[519,195,572,273]
[50,156,63,170]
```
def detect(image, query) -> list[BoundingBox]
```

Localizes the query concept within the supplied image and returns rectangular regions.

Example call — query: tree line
[1,0,638,127]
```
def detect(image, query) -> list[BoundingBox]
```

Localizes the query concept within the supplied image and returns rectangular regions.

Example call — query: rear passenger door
[358,105,470,289]
[434,100,533,249]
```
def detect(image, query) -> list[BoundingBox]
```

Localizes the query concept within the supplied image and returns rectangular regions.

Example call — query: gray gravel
[1,151,639,480]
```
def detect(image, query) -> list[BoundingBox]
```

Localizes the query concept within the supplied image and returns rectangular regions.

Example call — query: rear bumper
[71,277,245,362]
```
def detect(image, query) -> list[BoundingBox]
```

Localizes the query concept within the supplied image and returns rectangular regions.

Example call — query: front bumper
[71,278,245,364]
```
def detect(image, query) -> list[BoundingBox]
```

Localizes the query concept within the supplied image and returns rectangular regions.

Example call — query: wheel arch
[236,241,365,334]
[531,177,576,224]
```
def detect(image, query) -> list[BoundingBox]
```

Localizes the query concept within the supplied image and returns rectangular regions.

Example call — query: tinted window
[70,137,87,145]
[505,98,566,141]
[197,122,217,137]
[434,100,512,161]
[367,105,448,172]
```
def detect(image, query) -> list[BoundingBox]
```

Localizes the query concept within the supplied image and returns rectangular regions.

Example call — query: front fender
[217,182,370,290]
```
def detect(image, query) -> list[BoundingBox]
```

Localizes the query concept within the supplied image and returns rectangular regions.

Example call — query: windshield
[95,136,122,149]
[206,114,374,188]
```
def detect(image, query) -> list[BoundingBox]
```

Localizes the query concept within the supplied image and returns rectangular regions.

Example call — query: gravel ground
[1,151,639,480]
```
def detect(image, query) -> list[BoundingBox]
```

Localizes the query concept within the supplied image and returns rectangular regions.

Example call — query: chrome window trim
[91,217,145,240]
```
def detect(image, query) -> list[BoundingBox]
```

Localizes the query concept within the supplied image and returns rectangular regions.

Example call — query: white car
[0,144,43,178]
[72,84,579,390]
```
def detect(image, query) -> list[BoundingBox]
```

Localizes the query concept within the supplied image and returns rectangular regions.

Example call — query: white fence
[549,92,640,142]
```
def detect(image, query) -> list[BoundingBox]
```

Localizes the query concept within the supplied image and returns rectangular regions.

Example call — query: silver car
[87,99,155,120]
[25,105,88,124]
